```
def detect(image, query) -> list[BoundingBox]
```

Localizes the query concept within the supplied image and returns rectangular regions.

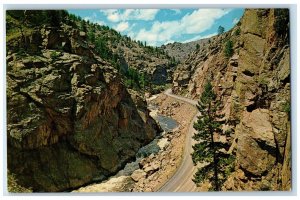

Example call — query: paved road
[158,89,200,192]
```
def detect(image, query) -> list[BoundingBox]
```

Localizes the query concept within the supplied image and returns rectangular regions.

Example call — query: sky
[68,9,244,46]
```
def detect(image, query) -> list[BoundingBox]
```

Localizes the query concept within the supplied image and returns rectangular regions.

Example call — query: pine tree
[218,25,225,35]
[48,10,61,27]
[224,40,234,58]
[191,81,234,191]
[80,20,87,32]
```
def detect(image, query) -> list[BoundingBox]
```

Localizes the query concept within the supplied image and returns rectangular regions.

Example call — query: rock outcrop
[7,11,160,192]
[161,38,210,63]
[172,9,291,191]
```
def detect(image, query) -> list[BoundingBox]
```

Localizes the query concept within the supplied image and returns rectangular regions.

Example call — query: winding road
[158,89,200,192]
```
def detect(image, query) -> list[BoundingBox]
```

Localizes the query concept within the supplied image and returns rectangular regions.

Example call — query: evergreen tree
[87,25,96,43]
[48,10,61,27]
[192,81,234,191]
[80,20,87,32]
[224,40,234,58]
[87,31,95,43]
[218,25,225,35]
[139,72,146,90]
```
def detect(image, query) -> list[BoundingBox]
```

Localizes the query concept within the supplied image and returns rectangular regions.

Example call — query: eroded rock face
[236,109,276,177]
[172,9,291,190]
[7,25,160,192]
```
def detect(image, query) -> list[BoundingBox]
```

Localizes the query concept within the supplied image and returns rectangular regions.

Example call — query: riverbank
[133,92,197,192]
[72,91,197,192]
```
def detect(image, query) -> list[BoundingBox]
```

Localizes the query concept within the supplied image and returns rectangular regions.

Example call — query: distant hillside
[7,10,177,93]
[161,37,211,63]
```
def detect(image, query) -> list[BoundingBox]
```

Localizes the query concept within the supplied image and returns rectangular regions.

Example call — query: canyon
[6,8,291,192]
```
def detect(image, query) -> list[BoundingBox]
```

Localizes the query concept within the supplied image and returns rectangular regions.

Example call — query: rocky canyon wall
[7,18,160,192]
[172,9,291,191]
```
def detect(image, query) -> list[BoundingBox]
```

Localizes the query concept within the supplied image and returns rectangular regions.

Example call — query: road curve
[158,89,199,192]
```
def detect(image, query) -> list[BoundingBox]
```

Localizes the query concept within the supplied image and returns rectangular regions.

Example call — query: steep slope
[6,10,160,192]
[67,13,175,87]
[172,9,291,191]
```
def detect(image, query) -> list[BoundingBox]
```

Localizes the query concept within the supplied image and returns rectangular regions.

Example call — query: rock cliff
[172,9,291,191]
[7,11,160,192]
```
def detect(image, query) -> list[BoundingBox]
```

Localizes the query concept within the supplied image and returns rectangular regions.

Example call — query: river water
[116,98,179,177]
[156,115,178,133]
[73,94,180,191]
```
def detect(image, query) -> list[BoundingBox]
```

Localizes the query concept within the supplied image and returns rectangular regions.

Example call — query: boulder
[157,138,170,150]
[131,169,146,182]
[143,161,160,175]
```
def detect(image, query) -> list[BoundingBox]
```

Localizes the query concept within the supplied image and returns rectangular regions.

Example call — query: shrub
[224,40,234,58]
[235,28,241,36]
[50,51,60,60]
[282,101,290,114]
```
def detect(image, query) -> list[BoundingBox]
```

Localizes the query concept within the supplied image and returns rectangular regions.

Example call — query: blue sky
[68,9,244,46]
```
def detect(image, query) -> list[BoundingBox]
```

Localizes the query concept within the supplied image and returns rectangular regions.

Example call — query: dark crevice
[256,140,282,163]
[239,166,262,179]
[19,91,45,109]
[242,70,255,77]
[246,103,256,112]
[245,31,263,39]
[281,74,290,85]
[246,91,272,112]
[233,76,237,82]
[274,136,284,164]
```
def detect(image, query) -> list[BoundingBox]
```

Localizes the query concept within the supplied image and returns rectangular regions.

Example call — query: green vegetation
[274,9,289,38]
[235,27,241,36]
[224,40,234,58]
[218,25,225,35]
[7,10,68,30]
[151,84,172,94]
[50,51,60,60]
[192,81,235,191]
[282,101,291,114]
[196,43,200,50]
[7,10,174,93]
[123,68,150,91]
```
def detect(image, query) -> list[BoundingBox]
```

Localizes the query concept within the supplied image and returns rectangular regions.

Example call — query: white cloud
[101,9,159,22]
[181,9,231,34]
[133,9,231,46]
[233,17,239,25]
[83,17,91,21]
[164,40,175,45]
[95,20,106,26]
[114,21,129,32]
